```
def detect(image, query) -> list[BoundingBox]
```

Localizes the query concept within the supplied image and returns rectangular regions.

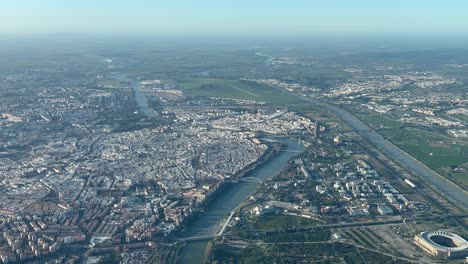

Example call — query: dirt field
[338,225,425,260]
[429,142,451,148]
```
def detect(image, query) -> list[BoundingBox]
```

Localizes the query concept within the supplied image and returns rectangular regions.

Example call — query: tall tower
[314,120,319,138]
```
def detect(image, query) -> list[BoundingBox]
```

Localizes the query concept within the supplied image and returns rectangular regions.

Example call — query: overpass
[258,213,468,234]
[178,213,468,242]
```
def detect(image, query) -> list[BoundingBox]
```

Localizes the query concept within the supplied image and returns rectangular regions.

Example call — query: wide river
[111,74,304,263]
[111,74,158,118]
[178,138,303,263]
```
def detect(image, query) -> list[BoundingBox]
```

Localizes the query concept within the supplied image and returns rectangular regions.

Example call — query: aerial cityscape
[0,1,467,264]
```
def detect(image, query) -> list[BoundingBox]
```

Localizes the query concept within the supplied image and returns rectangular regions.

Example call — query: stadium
[414,231,468,258]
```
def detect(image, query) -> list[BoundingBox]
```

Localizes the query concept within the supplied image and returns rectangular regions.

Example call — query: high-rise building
[314,120,319,138]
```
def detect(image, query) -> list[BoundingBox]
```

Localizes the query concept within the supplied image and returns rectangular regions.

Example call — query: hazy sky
[1,0,468,35]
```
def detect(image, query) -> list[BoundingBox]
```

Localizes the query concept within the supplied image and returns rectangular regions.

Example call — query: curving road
[302,97,468,208]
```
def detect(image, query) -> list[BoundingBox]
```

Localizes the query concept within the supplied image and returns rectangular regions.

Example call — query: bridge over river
[178,138,304,264]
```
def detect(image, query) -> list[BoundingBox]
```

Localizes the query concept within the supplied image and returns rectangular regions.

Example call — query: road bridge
[178,211,237,242]
[240,177,263,184]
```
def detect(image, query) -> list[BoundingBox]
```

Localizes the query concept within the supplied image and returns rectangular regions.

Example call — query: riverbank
[231,140,286,181]
[177,138,303,264]
[173,140,285,236]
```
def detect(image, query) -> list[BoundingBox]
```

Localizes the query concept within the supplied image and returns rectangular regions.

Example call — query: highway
[180,213,468,242]
[295,94,468,209]
[327,103,468,208]
[258,213,468,234]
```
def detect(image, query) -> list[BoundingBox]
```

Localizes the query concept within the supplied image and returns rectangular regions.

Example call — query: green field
[379,127,468,186]
[119,49,266,76]
[452,114,468,123]
[357,113,404,129]
[381,128,468,168]
[274,64,351,79]
[400,143,467,169]
[451,172,468,184]
[352,110,468,185]
[177,77,307,106]
[212,242,400,263]
[252,214,319,231]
